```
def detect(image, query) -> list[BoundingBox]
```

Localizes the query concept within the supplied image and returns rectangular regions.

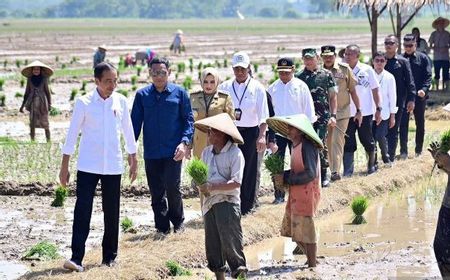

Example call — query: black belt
[237,126,258,132]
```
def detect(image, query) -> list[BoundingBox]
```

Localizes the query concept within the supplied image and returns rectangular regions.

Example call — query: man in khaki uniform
[321,45,362,181]
[189,67,234,159]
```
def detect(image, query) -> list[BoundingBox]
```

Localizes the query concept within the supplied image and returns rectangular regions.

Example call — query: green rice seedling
[20,77,25,88]
[55,56,59,62]
[15,92,23,98]
[258,73,263,79]
[131,75,137,85]
[24,59,28,65]
[197,62,203,71]
[183,76,193,90]
[215,59,221,68]
[131,85,137,91]
[253,63,259,73]
[51,185,69,207]
[189,63,193,73]
[271,64,276,72]
[120,216,134,232]
[165,260,192,276]
[49,106,61,116]
[15,59,21,68]
[0,136,18,147]
[189,57,193,65]
[204,63,213,68]
[0,78,5,91]
[177,62,186,73]
[0,94,5,106]
[61,63,66,69]
[175,72,179,81]
[70,56,78,64]
[225,76,230,81]
[118,89,129,97]
[264,153,285,190]
[351,196,368,224]
[3,59,7,68]
[69,88,78,101]
[186,157,208,186]
[22,241,59,261]
[118,56,125,69]
[440,129,450,153]
[136,65,142,76]
[223,58,228,68]
[80,80,87,91]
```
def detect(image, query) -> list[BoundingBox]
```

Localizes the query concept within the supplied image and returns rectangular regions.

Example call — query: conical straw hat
[432,17,449,29]
[21,60,54,78]
[194,113,244,144]
[444,103,450,112]
[266,114,323,149]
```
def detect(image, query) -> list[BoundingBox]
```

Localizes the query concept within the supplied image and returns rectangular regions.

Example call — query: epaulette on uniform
[217,90,231,96]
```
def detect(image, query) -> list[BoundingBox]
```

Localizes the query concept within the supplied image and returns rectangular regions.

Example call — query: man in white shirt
[372,51,397,166]
[218,51,269,215]
[60,62,138,272]
[343,44,382,176]
[267,57,315,203]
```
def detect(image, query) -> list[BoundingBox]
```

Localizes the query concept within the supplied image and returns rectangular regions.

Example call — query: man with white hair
[218,51,269,215]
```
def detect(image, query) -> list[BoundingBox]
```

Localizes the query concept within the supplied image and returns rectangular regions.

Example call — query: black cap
[321,45,336,56]
[302,48,317,58]
[403,33,416,43]
[276,57,294,71]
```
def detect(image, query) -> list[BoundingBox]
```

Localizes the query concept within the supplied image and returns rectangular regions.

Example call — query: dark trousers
[145,158,184,233]
[274,135,292,200]
[71,171,121,265]
[434,206,450,278]
[372,119,390,163]
[434,60,450,82]
[237,126,259,215]
[400,98,426,155]
[387,107,404,162]
[344,115,375,153]
[204,202,247,277]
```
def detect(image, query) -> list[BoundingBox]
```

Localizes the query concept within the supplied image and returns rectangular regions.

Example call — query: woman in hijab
[19,61,53,142]
[188,67,235,159]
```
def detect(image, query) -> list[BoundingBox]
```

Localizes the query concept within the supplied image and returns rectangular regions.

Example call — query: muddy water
[245,176,446,279]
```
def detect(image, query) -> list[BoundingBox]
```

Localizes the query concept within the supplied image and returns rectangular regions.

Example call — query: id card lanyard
[232,78,251,121]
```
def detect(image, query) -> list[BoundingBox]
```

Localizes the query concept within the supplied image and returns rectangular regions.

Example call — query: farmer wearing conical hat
[267,114,323,268]
[195,113,247,280]
[93,45,107,68]
[429,17,450,91]
[428,103,450,278]
[19,60,54,142]
[171,29,184,55]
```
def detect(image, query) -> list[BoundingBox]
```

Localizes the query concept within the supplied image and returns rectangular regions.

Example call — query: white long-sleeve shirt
[350,62,380,117]
[376,70,398,120]
[218,76,269,127]
[267,77,316,123]
[62,89,137,175]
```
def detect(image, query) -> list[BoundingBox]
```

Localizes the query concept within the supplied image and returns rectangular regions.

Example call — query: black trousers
[344,115,375,153]
[145,158,184,233]
[372,119,390,163]
[71,171,121,266]
[274,135,292,200]
[387,107,404,162]
[400,98,426,155]
[237,126,259,215]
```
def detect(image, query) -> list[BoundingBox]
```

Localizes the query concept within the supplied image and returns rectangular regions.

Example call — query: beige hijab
[200,67,220,93]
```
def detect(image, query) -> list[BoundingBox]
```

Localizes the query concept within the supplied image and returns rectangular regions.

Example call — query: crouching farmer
[428,103,450,278]
[194,113,247,279]
[267,114,323,267]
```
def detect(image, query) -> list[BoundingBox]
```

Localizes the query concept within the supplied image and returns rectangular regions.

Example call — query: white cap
[232,52,250,68]
[444,103,450,112]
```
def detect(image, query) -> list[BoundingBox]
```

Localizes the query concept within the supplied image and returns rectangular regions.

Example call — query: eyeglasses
[150,70,168,77]
[384,41,396,46]
[403,44,414,48]
[374,58,386,63]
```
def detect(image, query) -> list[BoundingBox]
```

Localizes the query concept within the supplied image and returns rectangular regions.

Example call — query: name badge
[234,108,242,121]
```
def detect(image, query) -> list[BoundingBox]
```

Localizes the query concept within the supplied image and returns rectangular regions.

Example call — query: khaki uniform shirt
[190,90,234,158]
[328,62,357,120]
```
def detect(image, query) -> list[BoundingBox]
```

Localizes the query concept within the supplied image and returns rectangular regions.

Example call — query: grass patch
[22,241,59,261]
[165,260,192,276]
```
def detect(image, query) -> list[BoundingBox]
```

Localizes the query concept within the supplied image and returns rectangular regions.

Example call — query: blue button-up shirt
[131,83,194,159]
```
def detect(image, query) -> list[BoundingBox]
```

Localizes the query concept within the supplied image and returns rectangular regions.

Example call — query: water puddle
[245,176,446,279]
[0,261,28,280]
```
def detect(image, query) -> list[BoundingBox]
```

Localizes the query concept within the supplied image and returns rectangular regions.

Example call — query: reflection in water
[245,177,446,278]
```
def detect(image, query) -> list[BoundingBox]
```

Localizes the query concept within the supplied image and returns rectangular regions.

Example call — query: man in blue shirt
[131,57,194,234]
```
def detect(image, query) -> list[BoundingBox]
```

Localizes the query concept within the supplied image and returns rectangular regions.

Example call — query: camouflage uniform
[295,68,336,179]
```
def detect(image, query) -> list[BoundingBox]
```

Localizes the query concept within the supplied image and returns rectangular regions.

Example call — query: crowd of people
[16,17,449,279]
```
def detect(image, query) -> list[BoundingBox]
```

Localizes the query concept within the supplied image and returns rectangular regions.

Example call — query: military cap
[321,45,336,56]
[302,48,317,58]
[403,34,416,43]
[276,57,294,72]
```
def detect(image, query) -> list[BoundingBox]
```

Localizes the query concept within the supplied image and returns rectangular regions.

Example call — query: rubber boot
[214,272,225,280]
[321,168,330,188]
[367,151,377,174]
[343,152,354,177]
[45,129,51,143]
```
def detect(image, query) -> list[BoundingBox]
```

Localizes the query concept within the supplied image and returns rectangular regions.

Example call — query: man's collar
[233,76,251,86]
[212,140,233,155]
[151,83,175,94]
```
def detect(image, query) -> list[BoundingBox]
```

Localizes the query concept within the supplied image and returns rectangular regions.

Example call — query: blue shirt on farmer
[131,83,194,159]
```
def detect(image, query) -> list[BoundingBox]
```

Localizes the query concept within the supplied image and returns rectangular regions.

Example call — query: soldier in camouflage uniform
[295,48,337,187]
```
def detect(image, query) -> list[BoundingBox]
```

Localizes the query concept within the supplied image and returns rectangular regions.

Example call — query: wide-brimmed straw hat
[266,114,323,149]
[176,29,183,34]
[432,17,449,29]
[21,60,54,78]
[194,113,244,144]
[98,45,107,51]
[444,103,450,112]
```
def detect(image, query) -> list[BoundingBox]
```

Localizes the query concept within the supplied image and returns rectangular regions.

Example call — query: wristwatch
[376,106,382,112]
[356,108,361,113]
[331,114,337,118]
[182,140,190,146]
